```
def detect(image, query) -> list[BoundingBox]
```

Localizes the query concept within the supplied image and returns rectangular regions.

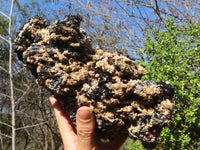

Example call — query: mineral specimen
[14,15,175,149]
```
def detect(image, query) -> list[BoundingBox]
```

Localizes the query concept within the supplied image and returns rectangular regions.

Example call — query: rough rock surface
[15,15,175,149]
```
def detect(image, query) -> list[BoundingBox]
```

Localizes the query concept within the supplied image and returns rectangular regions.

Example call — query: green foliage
[125,139,146,150]
[136,18,200,149]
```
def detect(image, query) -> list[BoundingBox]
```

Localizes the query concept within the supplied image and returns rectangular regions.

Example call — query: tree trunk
[8,0,15,150]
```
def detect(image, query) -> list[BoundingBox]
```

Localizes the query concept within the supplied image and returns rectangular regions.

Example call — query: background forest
[0,0,199,149]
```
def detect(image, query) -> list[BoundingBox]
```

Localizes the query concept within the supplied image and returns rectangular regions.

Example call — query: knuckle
[77,128,94,138]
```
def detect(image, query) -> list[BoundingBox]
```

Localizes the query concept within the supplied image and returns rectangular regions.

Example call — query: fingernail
[78,108,92,121]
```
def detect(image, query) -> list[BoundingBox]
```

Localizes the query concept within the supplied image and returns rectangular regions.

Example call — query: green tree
[136,18,200,149]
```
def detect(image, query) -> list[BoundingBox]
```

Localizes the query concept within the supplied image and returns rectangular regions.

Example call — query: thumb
[76,106,96,150]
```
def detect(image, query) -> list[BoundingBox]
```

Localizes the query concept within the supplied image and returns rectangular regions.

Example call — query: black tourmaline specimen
[15,15,175,149]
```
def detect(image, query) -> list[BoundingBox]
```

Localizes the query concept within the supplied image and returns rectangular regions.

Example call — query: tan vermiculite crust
[14,15,175,149]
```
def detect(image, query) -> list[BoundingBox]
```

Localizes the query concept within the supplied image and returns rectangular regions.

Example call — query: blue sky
[1,0,199,61]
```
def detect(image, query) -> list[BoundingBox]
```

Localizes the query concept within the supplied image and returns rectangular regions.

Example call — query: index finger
[49,95,77,150]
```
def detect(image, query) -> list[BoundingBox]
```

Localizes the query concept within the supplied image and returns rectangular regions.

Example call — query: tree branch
[0,66,9,73]
[0,132,12,139]
[0,130,4,150]
[8,0,15,150]
[0,121,12,128]
[0,93,11,98]
[0,11,9,19]
[154,0,163,22]
[16,121,49,130]
[15,83,32,105]
[0,35,9,43]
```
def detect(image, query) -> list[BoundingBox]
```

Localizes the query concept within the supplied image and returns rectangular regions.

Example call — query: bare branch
[154,0,163,22]
[16,121,49,130]
[115,0,135,18]
[13,68,24,75]
[0,132,12,139]
[0,93,11,98]
[0,121,12,128]
[15,110,44,121]
[15,83,32,105]
[0,35,9,43]
[0,66,8,73]
[8,0,15,150]
[0,11,9,19]
[0,130,4,150]
[133,1,151,29]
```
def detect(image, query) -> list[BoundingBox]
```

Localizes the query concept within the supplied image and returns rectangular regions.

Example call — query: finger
[76,106,96,150]
[49,95,77,150]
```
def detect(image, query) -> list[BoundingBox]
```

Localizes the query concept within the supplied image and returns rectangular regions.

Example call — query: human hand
[49,95,127,150]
